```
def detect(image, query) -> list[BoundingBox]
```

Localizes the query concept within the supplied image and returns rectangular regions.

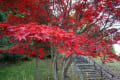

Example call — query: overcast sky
[113,43,120,56]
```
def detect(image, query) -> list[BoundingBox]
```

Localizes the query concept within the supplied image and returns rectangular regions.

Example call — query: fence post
[100,67,103,79]
[111,74,114,79]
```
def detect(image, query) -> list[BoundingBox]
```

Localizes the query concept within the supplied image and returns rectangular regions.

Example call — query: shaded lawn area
[0,59,53,80]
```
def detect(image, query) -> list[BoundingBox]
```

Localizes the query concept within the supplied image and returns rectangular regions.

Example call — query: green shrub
[0,52,31,63]
[0,11,6,22]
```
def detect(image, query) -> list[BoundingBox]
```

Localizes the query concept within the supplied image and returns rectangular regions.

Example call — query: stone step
[81,69,96,71]
[84,78,101,80]
[84,76,102,80]
[82,71,97,74]
[78,66,95,69]
[82,72,100,75]
[83,71,97,74]
[76,64,93,66]
[83,73,101,77]
[76,61,89,64]
[84,77,101,80]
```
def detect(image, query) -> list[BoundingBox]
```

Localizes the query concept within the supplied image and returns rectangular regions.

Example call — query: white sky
[112,22,120,55]
[113,43,120,56]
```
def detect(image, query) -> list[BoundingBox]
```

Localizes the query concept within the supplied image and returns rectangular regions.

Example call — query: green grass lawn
[0,59,53,80]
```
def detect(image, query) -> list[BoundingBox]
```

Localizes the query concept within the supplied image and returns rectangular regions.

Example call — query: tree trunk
[35,57,39,80]
[60,57,66,80]
[52,47,58,80]
[60,54,76,80]
[64,56,74,79]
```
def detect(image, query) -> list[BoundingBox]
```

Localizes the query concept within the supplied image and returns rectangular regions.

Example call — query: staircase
[75,56,114,80]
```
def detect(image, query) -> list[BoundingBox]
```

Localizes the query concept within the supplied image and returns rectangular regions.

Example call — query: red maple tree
[0,0,120,80]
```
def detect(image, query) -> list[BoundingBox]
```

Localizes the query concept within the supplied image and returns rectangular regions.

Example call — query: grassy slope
[94,58,120,76]
[0,59,53,80]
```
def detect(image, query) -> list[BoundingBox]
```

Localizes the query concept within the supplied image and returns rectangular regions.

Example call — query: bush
[0,52,31,63]
[0,11,6,22]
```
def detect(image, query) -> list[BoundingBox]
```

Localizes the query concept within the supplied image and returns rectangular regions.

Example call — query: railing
[74,58,83,78]
[85,56,114,80]
[75,55,115,80]
[91,59,114,80]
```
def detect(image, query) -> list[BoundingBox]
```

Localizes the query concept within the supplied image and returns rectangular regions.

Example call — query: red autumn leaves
[0,22,119,61]
[0,0,119,61]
